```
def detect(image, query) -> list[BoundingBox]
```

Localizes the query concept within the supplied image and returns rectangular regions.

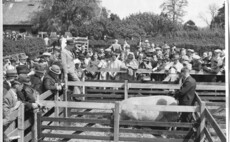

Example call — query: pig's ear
[156,99,167,105]
[170,102,177,105]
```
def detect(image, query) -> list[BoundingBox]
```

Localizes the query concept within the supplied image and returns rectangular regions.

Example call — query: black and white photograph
[1,0,228,142]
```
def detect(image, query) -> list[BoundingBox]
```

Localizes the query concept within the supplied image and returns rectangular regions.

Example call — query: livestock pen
[3,80,226,142]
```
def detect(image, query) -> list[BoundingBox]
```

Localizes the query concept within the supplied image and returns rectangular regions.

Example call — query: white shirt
[165,61,183,73]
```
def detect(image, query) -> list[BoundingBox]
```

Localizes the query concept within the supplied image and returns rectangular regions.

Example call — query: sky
[101,0,225,27]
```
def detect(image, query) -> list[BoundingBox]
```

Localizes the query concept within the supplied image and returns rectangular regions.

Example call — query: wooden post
[37,112,42,142]
[82,73,85,101]
[114,102,120,142]
[199,101,206,142]
[64,73,68,118]
[124,80,128,100]
[32,110,38,142]
[54,92,59,125]
[18,104,24,142]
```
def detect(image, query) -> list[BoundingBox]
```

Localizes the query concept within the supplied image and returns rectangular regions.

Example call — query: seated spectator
[187,49,194,63]
[84,52,91,66]
[3,69,18,91]
[98,48,105,59]
[192,55,202,71]
[107,53,127,80]
[163,54,183,83]
[124,53,139,78]
[42,65,63,93]
[74,58,84,80]
[86,52,100,80]
[98,56,108,80]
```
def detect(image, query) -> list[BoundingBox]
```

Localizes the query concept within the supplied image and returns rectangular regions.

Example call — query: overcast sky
[101,0,225,27]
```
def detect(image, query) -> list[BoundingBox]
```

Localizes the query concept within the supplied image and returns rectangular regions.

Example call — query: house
[3,0,42,33]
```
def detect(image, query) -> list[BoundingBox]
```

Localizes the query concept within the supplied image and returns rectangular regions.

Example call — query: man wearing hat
[18,53,29,66]
[42,64,63,93]
[50,46,61,65]
[192,55,202,71]
[187,49,194,63]
[61,39,81,94]
[3,80,23,127]
[212,49,223,67]
[31,64,46,94]
[107,52,127,80]
[142,39,151,51]
[3,69,18,91]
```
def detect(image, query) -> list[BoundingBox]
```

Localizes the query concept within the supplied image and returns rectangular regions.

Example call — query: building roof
[3,1,42,25]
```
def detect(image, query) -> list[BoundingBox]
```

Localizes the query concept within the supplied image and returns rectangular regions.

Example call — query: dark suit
[176,75,196,122]
[3,80,11,91]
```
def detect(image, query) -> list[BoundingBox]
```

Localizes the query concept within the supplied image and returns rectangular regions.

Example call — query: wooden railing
[4,104,24,141]
[37,100,202,142]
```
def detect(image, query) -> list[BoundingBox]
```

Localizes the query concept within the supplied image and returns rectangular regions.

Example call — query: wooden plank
[200,97,225,101]
[8,109,19,119]
[119,128,192,136]
[205,108,226,142]
[5,120,16,134]
[7,128,19,139]
[24,132,32,142]
[86,89,125,93]
[119,137,194,142]
[71,94,124,98]
[41,125,112,132]
[114,102,120,142]
[204,127,214,142]
[68,81,125,88]
[41,117,113,125]
[70,111,112,116]
[18,104,24,142]
[124,80,128,99]
[41,133,113,140]
[40,90,53,100]
[198,92,225,96]
[120,120,194,128]
[40,101,115,110]
[24,118,32,130]
[198,101,205,142]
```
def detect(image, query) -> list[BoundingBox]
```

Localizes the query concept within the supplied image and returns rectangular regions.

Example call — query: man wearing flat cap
[18,74,41,112]
[31,64,46,94]
[3,69,18,91]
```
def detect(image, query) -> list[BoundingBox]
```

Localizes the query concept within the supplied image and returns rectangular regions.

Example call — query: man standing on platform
[61,40,81,95]
[174,67,196,122]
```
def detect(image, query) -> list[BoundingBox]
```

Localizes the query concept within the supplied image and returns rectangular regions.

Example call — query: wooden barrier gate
[36,81,226,142]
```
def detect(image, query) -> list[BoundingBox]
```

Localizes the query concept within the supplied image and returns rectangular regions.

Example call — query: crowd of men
[2,38,225,141]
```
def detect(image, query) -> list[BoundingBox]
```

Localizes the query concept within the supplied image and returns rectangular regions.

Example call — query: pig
[119,96,179,122]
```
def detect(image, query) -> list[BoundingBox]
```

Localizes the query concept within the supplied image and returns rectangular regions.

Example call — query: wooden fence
[37,100,202,142]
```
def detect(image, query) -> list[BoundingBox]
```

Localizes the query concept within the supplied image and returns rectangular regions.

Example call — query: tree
[32,0,101,33]
[183,20,198,31]
[199,3,219,27]
[160,0,188,23]
[210,3,225,29]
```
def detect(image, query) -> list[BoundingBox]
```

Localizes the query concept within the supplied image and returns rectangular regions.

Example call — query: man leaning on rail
[169,67,196,123]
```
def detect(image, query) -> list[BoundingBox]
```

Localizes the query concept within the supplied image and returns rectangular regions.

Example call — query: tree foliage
[160,0,188,23]
[210,3,225,29]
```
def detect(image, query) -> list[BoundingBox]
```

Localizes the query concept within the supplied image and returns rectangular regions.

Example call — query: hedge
[89,35,224,56]
[3,37,46,58]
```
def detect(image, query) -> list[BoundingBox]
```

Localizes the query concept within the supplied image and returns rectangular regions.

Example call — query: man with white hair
[163,54,183,82]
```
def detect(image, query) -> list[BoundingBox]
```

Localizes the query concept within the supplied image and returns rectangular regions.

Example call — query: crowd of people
[2,37,225,141]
